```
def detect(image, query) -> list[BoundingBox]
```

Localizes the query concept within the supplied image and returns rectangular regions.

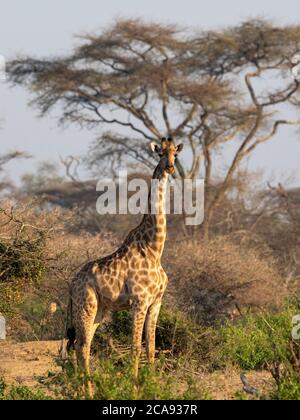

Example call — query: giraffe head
[150,137,184,175]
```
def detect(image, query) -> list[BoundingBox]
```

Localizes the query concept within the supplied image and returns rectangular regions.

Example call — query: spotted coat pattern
[66,138,182,390]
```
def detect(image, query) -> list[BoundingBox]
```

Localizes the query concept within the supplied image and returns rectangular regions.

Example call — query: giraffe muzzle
[166,165,175,175]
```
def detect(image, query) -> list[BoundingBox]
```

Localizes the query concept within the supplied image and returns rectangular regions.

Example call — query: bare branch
[245,119,300,155]
[59,155,82,185]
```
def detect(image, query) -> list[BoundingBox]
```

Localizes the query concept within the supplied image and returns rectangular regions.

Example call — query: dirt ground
[0,340,61,388]
[198,368,274,400]
[0,340,274,399]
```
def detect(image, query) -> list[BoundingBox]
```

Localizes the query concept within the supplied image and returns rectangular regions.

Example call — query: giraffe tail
[60,286,76,359]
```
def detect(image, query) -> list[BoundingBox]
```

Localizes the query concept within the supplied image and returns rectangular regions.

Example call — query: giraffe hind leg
[131,302,148,378]
[72,285,99,397]
[145,300,162,365]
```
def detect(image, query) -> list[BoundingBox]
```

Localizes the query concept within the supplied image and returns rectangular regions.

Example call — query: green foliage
[2,356,211,400]
[0,378,6,398]
[0,239,45,283]
[47,356,211,400]
[208,301,300,400]
[92,360,173,400]
[99,306,207,359]
[5,385,51,400]
[0,281,23,314]
[182,377,212,400]
[271,375,300,400]
[2,301,300,400]
[0,378,50,400]
[155,307,205,357]
[216,304,298,371]
[0,236,46,315]
[106,310,132,344]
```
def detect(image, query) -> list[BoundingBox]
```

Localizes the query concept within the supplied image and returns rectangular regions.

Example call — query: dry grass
[0,200,118,340]
[165,236,288,323]
[0,200,291,337]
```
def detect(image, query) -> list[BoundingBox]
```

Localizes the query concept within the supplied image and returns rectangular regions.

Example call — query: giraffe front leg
[75,333,93,397]
[131,302,148,379]
[145,300,162,365]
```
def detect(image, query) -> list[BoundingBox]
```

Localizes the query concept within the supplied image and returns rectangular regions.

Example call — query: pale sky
[0,0,300,185]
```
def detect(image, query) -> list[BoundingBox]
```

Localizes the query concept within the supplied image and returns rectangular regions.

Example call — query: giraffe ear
[176,143,184,153]
[150,142,160,154]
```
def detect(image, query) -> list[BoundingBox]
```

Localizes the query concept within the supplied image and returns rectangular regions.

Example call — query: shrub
[0,378,6,398]
[155,307,206,358]
[47,357,211,400]
[271,374,300,400]
[0,281,24,314]
[104,310,132,345]
[216,302,299,371]
[165,237,287,323]
[207,301,300,400]
[0,203,52,316]
[0,201,117,333]
[0,236,46,315]
[0,239,45,283]
[5,385,51,400]
[94,306,211,365]
[0,376,51,400]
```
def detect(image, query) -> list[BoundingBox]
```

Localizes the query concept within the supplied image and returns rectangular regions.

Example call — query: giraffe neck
[141,164,168,258]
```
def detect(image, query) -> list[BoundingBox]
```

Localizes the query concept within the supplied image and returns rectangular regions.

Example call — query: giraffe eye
[174,154,178,158]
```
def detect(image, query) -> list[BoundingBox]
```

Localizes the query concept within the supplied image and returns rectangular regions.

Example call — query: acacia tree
[8,18,300,237]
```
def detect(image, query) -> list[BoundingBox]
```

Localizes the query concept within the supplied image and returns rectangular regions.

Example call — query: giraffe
[64,137,184,392]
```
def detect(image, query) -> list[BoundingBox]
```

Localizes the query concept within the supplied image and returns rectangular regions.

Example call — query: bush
[155,307,207,358]
[0,377,50,400]
[104,310,132,345]
[47,357,211,400]
[94,306,211,364]
[215,302,299,371]
[0,239,45,283]
[0,203,52,316]
[0,281,24,314]
[0,236,46,315]
[271,374,300,400]
[207,301,300,400]
[165,237,287,323]
[0,378,6,398]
